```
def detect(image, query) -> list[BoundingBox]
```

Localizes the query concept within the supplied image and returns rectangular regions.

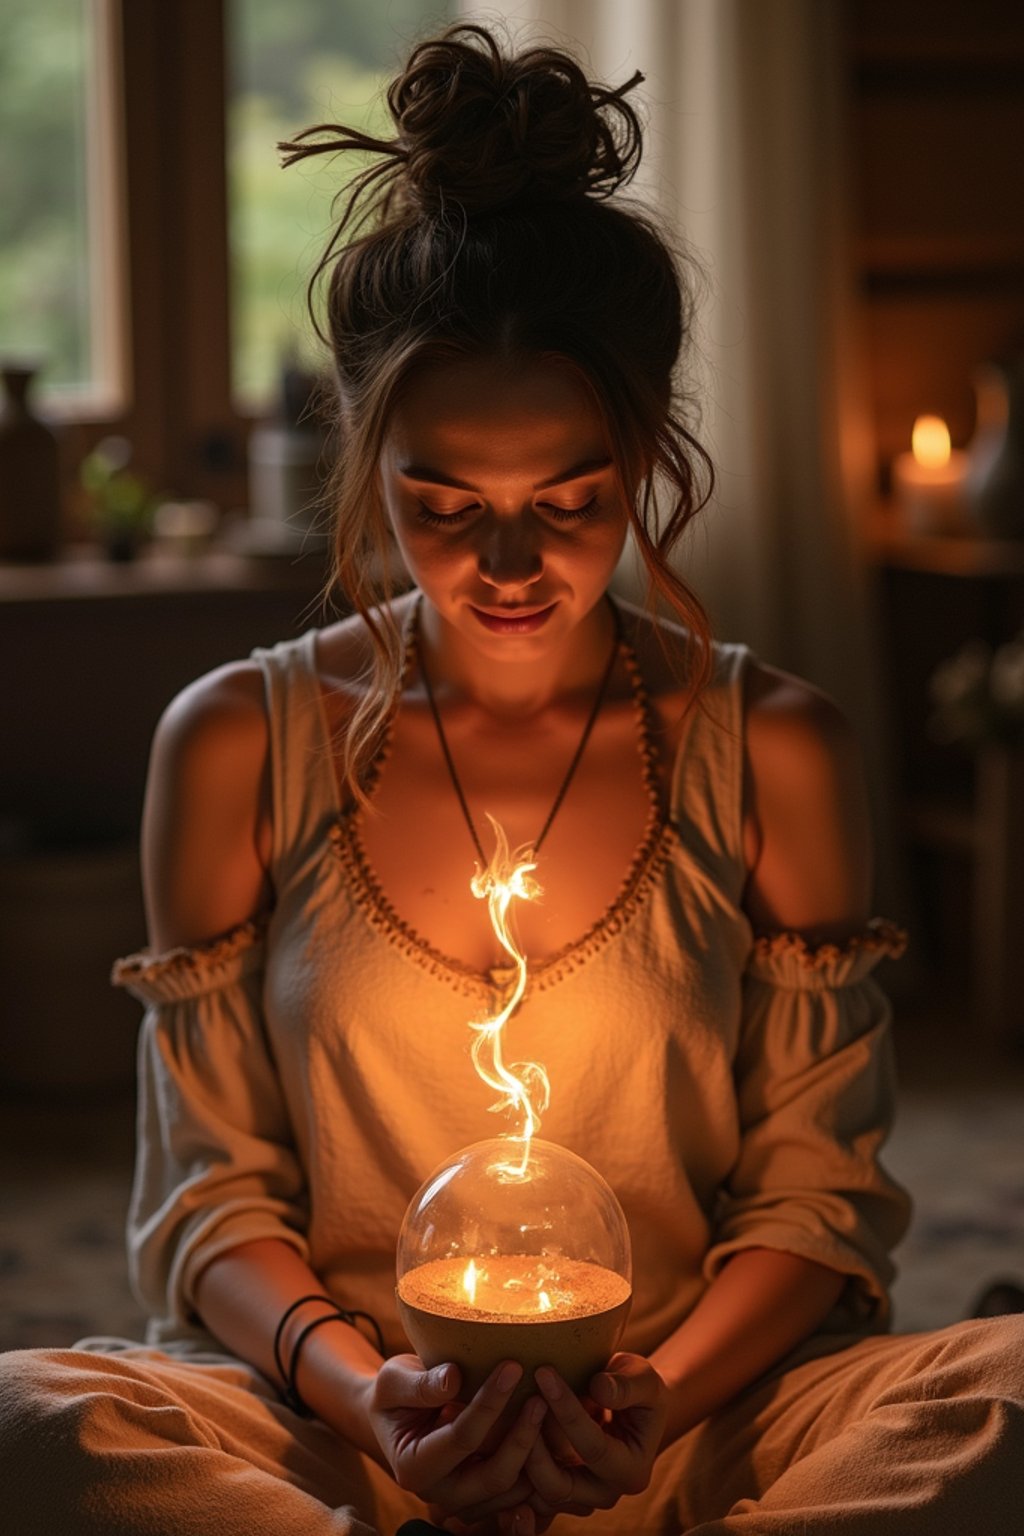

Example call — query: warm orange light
[463,1258,479,1306]
[911,414,951,470]
[468,816,549,1178]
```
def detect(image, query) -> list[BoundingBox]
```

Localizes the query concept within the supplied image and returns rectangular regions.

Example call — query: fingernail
[528,1396,547,1424]
[436,1365,452,1392]
[498,1360,522,1391]
[536,1367,562,1399]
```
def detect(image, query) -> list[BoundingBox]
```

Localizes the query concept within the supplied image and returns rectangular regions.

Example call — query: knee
[0,1348,86,1496]
[0,1346,189,1490]
[940,1315,1024,1404]
[0,1346,71,1428]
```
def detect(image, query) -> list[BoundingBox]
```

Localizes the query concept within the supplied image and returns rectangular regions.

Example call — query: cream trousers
[1,1316,1022,1535]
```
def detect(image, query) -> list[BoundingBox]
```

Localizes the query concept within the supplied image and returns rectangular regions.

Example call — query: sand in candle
[398,1254,630,1321]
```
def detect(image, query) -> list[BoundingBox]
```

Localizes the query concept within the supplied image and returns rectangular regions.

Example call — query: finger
[450,1473,535,1526]
[540,1411,580,1466]
[534,1368,617,1473]
[380,1356,460,1410]
[524,1424,576,1508]
[441,1394,548,1515]
[498,1511,535,1536]
[435,1360,525,1466]
[589,1353,661,1412]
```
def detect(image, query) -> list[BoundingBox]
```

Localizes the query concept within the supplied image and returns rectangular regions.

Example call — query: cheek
[387,520,476,588]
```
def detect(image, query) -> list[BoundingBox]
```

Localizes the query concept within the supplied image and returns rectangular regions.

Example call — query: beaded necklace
[415,595,623,865]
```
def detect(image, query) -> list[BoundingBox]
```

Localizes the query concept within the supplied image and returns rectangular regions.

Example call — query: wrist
[281,1310,384,1459]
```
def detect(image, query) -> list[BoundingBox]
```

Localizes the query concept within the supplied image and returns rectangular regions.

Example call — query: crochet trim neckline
[328,614,671,1000]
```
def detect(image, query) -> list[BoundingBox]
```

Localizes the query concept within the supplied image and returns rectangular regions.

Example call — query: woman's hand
[367,1353,548,1526]
[518,1353,668,1530]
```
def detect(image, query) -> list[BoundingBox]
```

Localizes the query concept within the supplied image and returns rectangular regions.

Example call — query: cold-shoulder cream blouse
[112,627,910,1361]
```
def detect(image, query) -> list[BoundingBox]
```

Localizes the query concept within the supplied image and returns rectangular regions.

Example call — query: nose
[476,513,544,591]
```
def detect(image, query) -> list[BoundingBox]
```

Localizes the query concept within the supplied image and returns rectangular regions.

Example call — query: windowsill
[0,540,330,603]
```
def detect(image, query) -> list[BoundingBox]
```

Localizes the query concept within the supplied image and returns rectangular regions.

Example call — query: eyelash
[415,497,600,528]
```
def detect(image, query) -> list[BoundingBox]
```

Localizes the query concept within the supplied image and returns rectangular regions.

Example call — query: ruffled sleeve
[704,918,912,1330]
[111,915,310,1342]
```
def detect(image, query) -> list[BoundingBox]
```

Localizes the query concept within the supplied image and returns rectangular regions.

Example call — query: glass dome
[396,1138,632,1405]
[397,1137,631,1301]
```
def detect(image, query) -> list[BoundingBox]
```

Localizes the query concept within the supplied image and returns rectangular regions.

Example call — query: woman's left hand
[513,1352,668,1530]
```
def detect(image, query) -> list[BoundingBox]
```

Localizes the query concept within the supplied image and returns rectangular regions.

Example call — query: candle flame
[912,414,951,470]
[538,1290,552,1312]
[463,1257,479,1305]
[468,815,549,1178]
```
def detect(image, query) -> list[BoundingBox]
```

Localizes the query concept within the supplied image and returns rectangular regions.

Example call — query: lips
[469,601,558,634]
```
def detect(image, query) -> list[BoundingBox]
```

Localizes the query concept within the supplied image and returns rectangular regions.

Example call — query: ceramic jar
[0,363,62,560]
[967,356,1024,539]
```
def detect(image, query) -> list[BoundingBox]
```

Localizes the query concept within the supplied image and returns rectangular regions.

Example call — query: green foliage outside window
[229,0,452,408]
[0,0,91,394]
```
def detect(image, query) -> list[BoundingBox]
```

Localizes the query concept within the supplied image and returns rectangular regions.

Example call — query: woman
[1,23,1021,1536]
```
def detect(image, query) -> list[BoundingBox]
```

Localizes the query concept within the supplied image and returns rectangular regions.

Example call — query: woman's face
[378,354,630,659]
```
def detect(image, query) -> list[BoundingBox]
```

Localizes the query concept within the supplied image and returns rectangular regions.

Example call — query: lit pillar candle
[397,1250,631,1421]
[892,415,969,535]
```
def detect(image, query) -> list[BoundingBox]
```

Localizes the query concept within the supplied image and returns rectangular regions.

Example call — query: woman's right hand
[367,1354,548,1527]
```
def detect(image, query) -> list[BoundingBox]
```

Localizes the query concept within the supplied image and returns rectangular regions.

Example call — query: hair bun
[390,23,643,215]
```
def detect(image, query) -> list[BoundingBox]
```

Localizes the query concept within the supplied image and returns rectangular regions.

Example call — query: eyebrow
[397,455,614,492]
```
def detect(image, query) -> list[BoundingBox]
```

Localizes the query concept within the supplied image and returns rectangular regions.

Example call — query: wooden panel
[861,292,1024,473]
[852,92,1024,266]
[850,0,1024,58]
[0,559,331,840]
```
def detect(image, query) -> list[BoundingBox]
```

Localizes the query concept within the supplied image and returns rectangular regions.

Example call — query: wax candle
[397,1252,631,1425]
[892,415,969,535]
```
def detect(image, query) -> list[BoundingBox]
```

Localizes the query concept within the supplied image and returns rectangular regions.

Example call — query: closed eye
[414,501,477,528]
[541,497,600,523]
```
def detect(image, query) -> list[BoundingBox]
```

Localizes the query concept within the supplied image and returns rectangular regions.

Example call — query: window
[0,0,125,413]
[0,2,457,510]
[228,0,453,409]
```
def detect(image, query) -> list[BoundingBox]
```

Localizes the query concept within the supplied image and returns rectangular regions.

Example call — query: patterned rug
[2,1036,1022,1353]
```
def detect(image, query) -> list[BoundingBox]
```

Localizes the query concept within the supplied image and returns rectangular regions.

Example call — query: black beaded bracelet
[273,1295,387,1418]
[285,1310,347,1416]
[272,1293,335,1397]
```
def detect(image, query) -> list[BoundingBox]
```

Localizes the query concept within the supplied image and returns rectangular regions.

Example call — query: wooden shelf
[0,542,330,604]
[864,505,1024,577]
[902,794,976,854]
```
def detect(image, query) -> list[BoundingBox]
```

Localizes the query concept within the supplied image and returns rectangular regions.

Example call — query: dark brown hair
[280,22,715,801]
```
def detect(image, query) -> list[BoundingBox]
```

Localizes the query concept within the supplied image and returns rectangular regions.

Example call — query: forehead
[384,355,609,473]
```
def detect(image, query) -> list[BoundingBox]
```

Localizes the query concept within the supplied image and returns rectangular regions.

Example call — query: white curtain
[456,1,912,926]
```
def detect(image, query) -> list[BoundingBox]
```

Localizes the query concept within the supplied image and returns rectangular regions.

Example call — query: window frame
[59,1,248,524]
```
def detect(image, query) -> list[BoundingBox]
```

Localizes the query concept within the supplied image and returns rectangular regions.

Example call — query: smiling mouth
[469,602,558,632]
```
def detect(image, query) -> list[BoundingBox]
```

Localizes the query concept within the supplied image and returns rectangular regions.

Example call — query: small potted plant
[928,629,1024,870]
[80,436,157,560]
[928,631,1024,751]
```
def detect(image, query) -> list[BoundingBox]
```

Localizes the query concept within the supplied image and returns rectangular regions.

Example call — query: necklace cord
[417,597,623,864]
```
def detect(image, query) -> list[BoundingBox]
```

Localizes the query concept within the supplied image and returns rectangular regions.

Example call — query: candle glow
[404,1253,630,1322]
[912,414,952,469]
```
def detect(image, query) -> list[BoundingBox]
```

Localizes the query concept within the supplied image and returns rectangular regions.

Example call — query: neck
[415,596,617,719]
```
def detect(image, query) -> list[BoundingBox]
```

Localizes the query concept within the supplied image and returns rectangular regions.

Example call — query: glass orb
[398,1136,631,1291]
[396,1138,632,1407]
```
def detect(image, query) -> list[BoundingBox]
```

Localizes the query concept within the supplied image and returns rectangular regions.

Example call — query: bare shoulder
[743,657,860,768]
[142,660,273,952]
[614,599,698,726]
[314,590,419,691]
[150,661,271,827]
[740,658,873,941]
